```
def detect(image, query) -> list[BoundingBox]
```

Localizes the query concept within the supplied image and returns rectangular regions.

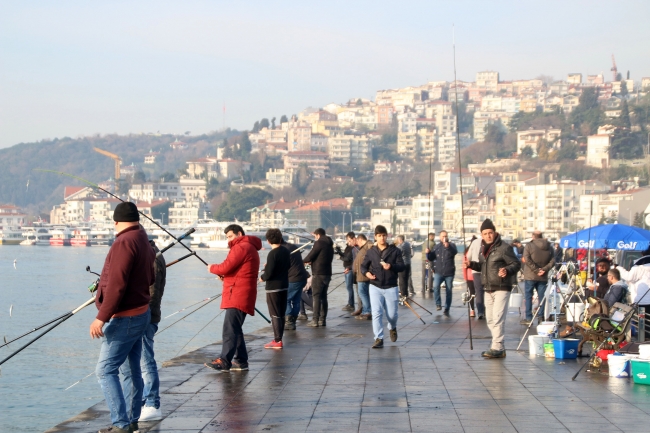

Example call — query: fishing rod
[0,297,95,366]
[452,25,473,351]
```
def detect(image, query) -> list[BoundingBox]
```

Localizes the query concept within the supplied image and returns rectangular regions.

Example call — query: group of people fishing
[88,200,527,432]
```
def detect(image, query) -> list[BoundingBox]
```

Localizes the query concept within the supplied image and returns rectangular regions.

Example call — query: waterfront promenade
[48,273,650,433]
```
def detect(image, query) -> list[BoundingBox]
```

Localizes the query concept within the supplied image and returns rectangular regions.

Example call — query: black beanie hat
[480,218,496,232]
[113,202,140,222]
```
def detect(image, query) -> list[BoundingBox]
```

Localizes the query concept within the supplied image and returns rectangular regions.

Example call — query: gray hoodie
[522,238,555,281]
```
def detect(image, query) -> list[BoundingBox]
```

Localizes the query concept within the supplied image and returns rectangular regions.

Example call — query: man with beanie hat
[92,202,156,433]
[464,218,520,359]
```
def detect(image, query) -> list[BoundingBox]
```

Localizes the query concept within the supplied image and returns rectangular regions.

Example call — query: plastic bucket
[528,335,550,356]
[537,322,556,336]
[553,339,580,359]
[509,292,523,309]
[566,303,586,322]
[639,344,650,360]
[608,354,631,378]
[544,343,555,358]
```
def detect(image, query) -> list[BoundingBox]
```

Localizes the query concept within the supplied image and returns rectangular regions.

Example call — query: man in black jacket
[426,230,458,315]
[303,228,334,327]
[361,225,405,348]
[464,219,520,359]
[283,239,310,329]
[260,228,291,349]
[337,232,357,311]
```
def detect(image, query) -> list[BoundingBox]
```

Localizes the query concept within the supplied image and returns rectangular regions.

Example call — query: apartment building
[283,151,330,179]
[476,71,499,92]
[328,131,374,165]
[128,178,207,202]
[495,171,540,239]
[265,168,293,189]
[522,181,585,240]
[287,123,312,152]
[586,134,611,168]
[410,194,444,237]
[516,128,562,155]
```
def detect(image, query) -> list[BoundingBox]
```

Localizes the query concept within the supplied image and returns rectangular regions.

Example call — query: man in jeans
[283,239,310,330]
[427,230,457,315]
[361,225,405,348]
[353,233,373,320]
[91,202,155,433]
[521,231,554,325]
[337,232,357,311]
[394,235,413,299]
[421,232,435,292]
[205,225,262,372]
[303,228,334,327]
[121,240,166,423]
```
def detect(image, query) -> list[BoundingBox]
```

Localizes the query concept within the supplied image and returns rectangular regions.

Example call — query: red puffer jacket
[209,235,262,316]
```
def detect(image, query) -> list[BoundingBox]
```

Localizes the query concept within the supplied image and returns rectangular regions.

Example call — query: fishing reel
[86,266,100,294]
[461,292,475,305]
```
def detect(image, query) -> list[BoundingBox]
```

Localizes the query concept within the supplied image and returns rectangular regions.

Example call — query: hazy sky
[2,0,650,148]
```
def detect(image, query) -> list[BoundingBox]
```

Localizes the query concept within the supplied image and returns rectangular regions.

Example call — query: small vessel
[20,232,36,246]
[35,228,52,245]
[49,227,72,246]
[0,227,24,245]
[89,226,114,246]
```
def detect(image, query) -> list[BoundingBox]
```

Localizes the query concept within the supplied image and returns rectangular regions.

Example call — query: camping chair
[575,302,636,363]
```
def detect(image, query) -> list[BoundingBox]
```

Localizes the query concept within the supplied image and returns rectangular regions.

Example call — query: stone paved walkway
[48,263,650,433]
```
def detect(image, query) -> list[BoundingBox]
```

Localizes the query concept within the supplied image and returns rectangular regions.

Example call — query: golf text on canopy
[577,240,596,248]
[617,241,638,249]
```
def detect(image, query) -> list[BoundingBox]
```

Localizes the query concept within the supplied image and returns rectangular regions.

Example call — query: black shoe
[319,319,326,327]
[205,357,230,372]
[129,423,138,433]
[483,349,506,359]
[443,308,449,315]
[436,305,442,311]
[390,328,398,342]
[477,315,485,320]
[98,426,129,433]
[285,315,296,330]
[307,320,319,327]
[342,304,354,311]
[372,338,384,348]
[231,360,249,371]
[297,313,308,321]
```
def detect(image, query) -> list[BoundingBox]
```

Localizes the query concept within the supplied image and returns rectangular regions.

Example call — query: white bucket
[509,292,523,308]
[566,302,586,322]
[608,354,631,378]
[528,335,550,356]
[639,344,650,360]
[537,321,556,336]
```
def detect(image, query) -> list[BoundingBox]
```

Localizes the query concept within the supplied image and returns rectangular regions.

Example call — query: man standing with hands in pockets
[361,225,405,349]
[427,230,457,315]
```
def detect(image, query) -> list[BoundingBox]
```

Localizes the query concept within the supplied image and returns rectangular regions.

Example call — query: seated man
[603,269,628,308]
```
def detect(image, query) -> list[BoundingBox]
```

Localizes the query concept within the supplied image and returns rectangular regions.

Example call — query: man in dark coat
[427,230,458,315]
[521,231,555,325]
[92,202,155,433]
[464,219,520,359]
[303,228,334,327]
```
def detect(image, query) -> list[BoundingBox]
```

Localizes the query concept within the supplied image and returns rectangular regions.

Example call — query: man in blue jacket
[427,230,457,315]
[361,225,405,348]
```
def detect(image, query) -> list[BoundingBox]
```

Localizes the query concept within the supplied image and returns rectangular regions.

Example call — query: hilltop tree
[570,87,601,135]
[271,117,276,129]
[619,100,631,129]
[485,124,505,145]
[280,115,288,124]
[240,132,252,155]
[260,118,270,130]
[252,121,260,133]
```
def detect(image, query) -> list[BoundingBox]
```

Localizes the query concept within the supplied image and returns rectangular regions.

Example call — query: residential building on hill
[265,168,293,190]
[283,151,330,179]
[248,199,302,228]
[586,134,611,168]
[516,128,562,155]
[328,131,374,165]
[0,204,26,228]
[495,171,540,239]
[292,198,351,232]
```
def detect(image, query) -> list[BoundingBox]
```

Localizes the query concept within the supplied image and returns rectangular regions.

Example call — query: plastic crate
[631,359,650,385]
[552,339,579,359]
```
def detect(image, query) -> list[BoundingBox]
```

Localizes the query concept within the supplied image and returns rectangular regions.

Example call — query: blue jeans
[96,309,150,429]
[369,285,399,340]
[286,280,307,317]
[357,281,371,315]
[525,280,547,320]
[433,274,454,310]
[345,271,355,307]
[121,322,159,409]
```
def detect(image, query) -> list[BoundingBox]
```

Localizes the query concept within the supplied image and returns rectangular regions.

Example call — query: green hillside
[0,131,238,214]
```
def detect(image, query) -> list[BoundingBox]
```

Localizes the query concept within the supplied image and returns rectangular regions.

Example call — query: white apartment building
[265,168,293,189]
[128,178,207,202]
[310,134,328,152]
[586,134,611,168]
[283,151,330,179]
[476,71,499,92]
[411,195,444,236]
[473,111,511,141]
[516,128,562,155]
[523,181,585,240]
[425,101,456,136]
[328,132,374,165]
[168,200,210,228]
[370,208,393,230]
[438,133,457,167]
[567,73,582,84]
[287,124,312,152]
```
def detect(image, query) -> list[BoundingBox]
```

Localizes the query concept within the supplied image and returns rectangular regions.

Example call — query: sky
[1,0,650,148]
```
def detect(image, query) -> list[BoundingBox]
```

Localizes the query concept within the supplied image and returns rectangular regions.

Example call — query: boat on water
[49,227,72,246]
[0,227,24,245]
[89,226,114,246]
[21,228,51,246]
[71,228,91,247]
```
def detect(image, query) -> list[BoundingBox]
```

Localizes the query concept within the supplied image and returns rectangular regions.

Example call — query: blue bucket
[552,339,580,359]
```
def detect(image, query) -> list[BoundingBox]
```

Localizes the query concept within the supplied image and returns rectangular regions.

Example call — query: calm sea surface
[0,245,342,432]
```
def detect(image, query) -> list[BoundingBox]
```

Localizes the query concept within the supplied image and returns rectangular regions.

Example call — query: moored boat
[71,228,90,247]
[49,227,72,246]
[0,227,24,245]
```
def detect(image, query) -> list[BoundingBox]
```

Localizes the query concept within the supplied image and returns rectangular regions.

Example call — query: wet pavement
[47,260,650,433]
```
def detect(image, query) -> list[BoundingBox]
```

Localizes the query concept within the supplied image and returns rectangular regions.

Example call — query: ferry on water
[49,227,73,246]
[71,228,91,247]
[0,227,24,245]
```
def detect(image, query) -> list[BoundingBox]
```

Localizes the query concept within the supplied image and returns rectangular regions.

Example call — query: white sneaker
[139,405,163,421]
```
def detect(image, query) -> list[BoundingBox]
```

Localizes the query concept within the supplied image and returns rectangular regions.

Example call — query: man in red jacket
[205,224,262,372]
[91,202,155,433]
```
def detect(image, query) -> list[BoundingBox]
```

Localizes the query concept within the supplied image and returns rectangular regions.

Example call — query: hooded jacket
[468,234,521,292]
[303,235,334,276]
[523,238,555,281]
[149,240,167,324]
[209,235,262,316]
[353,240,372,282]
[603,280,628,308]
[282,241,310,283]
[361,244,405,289]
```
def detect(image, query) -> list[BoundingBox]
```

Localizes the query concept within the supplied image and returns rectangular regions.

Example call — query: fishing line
[156,295,221,336]
[163,294,220,320]
[174,308,226,357]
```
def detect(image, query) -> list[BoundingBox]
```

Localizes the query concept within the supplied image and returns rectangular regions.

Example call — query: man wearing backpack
[521,231,555,326]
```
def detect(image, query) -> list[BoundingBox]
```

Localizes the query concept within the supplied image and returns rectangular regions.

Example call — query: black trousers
[311,275,331,321]
[466,280,476,310]
[398,264,411,297]
[220,308,247,367]
[267,290,288,342]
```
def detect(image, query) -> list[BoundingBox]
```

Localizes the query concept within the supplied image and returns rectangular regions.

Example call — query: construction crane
[93,147,121,180]
[611,54,618,82]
